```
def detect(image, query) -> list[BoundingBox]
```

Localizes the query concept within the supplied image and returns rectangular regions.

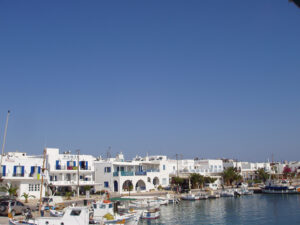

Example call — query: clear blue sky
[0,1,299,161]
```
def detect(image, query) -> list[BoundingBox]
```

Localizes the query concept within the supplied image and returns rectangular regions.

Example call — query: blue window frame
[104,181,109,188]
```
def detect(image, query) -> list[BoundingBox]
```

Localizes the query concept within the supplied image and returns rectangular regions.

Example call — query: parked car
[0,200,31,216]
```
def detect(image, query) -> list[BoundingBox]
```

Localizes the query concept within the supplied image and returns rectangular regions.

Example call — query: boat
[9,206,91,225]
[197,192,208,199]
[220,189,235,197]
[157,194,180,204]
[91,200,141,225]
[207,190,220,199]
[129,200,160,209]
[181,193,200,201]
[262,180,300,194]
[141,208,160,219]
[49,209,64,217]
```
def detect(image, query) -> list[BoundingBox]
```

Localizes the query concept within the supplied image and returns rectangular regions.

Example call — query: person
[40,203,45,217]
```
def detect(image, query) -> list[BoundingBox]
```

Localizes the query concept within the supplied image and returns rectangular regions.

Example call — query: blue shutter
[56,160,59,168]
[79,161,82,167]
[13,166,17,175]
[86,161,88,170]
[38,166,41,174]
[2,165,6,176]
[30,166,35,174]
[21,166,25,176]
[73,161,76,167]
[67,161,70,167]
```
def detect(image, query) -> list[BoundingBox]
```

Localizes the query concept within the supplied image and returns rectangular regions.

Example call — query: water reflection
[138,195,300,225]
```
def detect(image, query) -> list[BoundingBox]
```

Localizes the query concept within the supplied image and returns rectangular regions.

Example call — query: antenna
[106,146,111,159]
[0,110,10,178]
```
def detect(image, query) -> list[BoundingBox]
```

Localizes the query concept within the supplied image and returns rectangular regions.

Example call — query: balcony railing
[113,171,119,177]
[113,171,135,176]
[121,171,134,176]
[80,166,91,171]
[135,171,147,176]
[13,173,24,177]
[146,169,160,172]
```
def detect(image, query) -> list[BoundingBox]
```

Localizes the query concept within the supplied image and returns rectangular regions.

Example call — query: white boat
[181,193,199,200]
[129,200,160,209]
[158,194,180,204]
[220,189,235,197]
[49,209,64,217]
[197,192,208,200]
[9,206,91,225]
[91,200,141,225]
[141,208,160,219]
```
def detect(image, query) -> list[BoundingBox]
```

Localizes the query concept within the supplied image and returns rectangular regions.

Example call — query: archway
[114,180,118,192]
[122,180,133,191]
[135,180,146,191]
[153,177,159,186]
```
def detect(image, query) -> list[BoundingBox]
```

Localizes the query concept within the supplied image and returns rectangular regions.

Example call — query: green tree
[0,184,18,197]
[21,192,35,203]
[204,176,217,184]
[65,191,73,200]
[172,177,184,186]
[257,168,269,182]
[222,167,242,186]
[189,173,204,189]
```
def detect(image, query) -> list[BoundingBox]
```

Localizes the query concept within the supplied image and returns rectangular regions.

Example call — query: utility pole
[77,149,80,197]
[39,149,46,214]
[0,110,10,178]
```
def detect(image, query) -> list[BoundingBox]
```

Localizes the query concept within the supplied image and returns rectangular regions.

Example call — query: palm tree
[21,192,35,203]
[0,183,18,197]
[65,191,73,200]
[222,167,241,186]
[257,168,269,182]
[189,173,204,189]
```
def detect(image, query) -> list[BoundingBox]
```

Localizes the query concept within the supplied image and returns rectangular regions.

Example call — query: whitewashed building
[45,148,96,194]
[94,153,170,194]
[0,152,46,199]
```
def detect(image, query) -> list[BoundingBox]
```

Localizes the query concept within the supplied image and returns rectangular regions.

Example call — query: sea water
[139,194,300,225]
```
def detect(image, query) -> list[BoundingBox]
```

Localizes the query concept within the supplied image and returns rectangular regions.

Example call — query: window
[162,178,167,185]
[104,167,111,173]
[70,209,81,216]
[163,165,166,170]
[29,184,40,192]
[104,181,109,188]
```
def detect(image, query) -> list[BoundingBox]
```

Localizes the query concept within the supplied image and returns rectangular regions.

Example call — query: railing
[80,166,92,171]
[121,171,134,176]
[146,169,160,172]
[13,173,24,177]
[135,171,147,176]
[113,172,119,177]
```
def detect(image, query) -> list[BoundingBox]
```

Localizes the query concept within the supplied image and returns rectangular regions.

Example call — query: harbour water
[139,194,300,225]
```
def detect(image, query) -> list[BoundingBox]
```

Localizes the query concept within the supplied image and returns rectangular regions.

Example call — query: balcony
[121,171,134,176]
[113,171,134,176]
[13,173,24,177]
[135,171,147,176]
[146,169,160,173]
[80,166,91,171]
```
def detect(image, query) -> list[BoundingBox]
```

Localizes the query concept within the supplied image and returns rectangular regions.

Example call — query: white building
[94,153,170,194]
[0,152,46,199]
[223,159,272,180]
[45,148,96,194]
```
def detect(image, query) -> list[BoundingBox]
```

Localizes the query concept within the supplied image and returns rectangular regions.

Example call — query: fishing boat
[9,206,91,225]
[220,189,235,197]
[91,200,141,225]
[197,192,208,199]
[141,208,160,219]
[262,180,300,194]
[181,193,200,201]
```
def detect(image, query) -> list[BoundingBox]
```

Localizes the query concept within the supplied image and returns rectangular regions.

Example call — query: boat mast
[0,110,10,178]
[39,149,46,213]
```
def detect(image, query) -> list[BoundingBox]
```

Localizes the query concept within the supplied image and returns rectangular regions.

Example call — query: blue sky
[0,1,299,161]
